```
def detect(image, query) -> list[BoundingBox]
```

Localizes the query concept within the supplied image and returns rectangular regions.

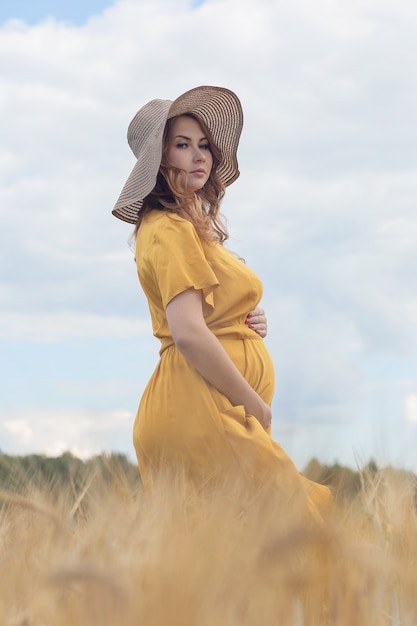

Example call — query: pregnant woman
[112,86,332,522]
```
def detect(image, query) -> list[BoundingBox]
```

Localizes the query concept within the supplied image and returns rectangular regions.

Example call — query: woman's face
[166,115,213,192]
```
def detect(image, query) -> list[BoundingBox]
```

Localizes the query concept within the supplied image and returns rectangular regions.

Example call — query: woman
[113,86,332,521]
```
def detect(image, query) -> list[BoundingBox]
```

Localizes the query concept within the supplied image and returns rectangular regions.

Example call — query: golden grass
[0,462,416,626]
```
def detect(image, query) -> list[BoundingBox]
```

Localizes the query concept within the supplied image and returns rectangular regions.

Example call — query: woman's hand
[245,396,272,429]
[246,307,267,338]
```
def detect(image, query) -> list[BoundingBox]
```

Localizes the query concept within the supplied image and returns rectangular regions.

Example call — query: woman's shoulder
[142,209,190,227]
[141,210,197,238]
[137,211,201,259]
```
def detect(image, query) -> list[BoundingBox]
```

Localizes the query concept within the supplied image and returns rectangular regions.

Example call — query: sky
[1,0,416,472]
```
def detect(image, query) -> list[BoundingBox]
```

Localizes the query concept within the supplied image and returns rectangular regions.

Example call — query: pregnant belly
[219,337,275,405]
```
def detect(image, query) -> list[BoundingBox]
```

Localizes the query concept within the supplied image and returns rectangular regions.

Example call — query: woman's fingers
[246,307,267,337]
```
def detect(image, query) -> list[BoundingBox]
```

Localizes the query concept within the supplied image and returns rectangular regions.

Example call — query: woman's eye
[200,144,210,150]
[176,142,187,149]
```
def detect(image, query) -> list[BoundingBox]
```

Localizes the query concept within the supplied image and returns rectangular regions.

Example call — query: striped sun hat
[112,86,244,224]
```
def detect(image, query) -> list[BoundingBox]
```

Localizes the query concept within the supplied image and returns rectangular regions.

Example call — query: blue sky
[0,0,114,25]
[1,0,416,471]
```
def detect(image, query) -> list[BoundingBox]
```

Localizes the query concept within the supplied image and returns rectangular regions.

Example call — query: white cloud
[0,312,150,342]
[1,0,417,466]
[404,394,417,425]
[1,408,136,459]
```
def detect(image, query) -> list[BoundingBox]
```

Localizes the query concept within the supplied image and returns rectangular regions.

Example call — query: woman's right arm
[165,288,272,429]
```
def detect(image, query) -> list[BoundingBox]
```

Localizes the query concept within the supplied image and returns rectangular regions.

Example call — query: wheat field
[0,459,416,626]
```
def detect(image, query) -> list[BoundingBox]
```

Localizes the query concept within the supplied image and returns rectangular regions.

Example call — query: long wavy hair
[133,114,228,243]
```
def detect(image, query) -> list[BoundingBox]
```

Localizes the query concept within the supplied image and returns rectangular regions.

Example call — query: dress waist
[158,324,261,355]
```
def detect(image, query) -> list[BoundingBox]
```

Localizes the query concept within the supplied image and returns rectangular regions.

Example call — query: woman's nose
[193,147,206,161]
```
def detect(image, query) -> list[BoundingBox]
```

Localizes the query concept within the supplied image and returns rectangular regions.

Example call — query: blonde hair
[134,114,228,243]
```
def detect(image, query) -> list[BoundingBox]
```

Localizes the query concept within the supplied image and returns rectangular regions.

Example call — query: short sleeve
[140,214,219,310]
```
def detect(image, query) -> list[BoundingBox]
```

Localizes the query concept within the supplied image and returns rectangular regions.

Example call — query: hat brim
[112,86,243,224]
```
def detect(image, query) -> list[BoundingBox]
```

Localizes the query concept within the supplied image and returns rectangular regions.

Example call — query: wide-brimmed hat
[112,86,244,224]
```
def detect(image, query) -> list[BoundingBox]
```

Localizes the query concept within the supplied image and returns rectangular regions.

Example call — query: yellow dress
[134,210,332,521]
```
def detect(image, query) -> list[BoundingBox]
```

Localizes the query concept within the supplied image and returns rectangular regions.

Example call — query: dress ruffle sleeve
[145,214,219,310]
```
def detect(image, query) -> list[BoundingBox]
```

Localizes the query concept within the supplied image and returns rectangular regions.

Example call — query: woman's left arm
[246,306,267,338]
